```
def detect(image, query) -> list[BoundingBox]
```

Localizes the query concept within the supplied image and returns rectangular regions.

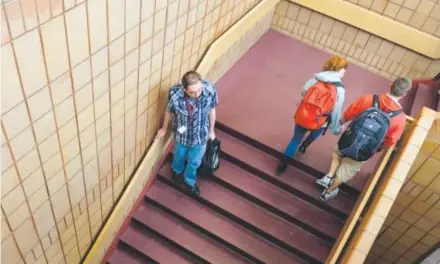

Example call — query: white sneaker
[316,175,332,188]
[320,188,339,201]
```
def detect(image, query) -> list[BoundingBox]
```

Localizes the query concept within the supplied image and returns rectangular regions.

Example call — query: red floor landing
[216,29,395,191]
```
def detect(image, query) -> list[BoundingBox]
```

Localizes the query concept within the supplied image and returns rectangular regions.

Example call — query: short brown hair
[390,77,412,97]
[181,71,202,89]
[322,56,348,71]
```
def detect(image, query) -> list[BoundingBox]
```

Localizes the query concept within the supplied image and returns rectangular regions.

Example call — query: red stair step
[120,225,194,264]
[107,247,152,264]
[158,163,330,263]
[145,181,307,264]
[133,202,251,264]
[208,157,343,239]
[216,129,355,215]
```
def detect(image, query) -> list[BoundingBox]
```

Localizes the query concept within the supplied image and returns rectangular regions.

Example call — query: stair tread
[215,123,361,197]
[145,181,307,264]
[133,201,251,264]
[158,163,330,263]
[107,246,153,264]
[120,225,194,264]
[207,156,343,239]
[216,129,355,215]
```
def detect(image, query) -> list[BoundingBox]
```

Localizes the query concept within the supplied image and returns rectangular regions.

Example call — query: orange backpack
[294,81,339,130]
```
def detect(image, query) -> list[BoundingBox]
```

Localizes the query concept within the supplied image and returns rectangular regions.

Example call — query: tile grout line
[59,1,94,255]
[174,0,192,101]
[3,4,65,262]
[1,122,50,263]
[375,169,440,260]
[0,168,26,263]
[144,0,158,142]
[133,0,144,165]
[164,0,181,102]
[31,0,90,262]
[121,0,127,187]
[155,0,170,127]
[279,2,428,79]
[4,1,430,121]
[84,0,105,233]
[2,0,439,44]
[104,0,116,206]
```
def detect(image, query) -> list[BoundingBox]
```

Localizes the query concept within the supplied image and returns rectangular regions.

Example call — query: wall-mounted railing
[327,108,438,264]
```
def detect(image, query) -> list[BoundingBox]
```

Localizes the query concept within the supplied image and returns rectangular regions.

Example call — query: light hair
[181,71,202,89]
[390,77,412,97]
[322,56,348,72]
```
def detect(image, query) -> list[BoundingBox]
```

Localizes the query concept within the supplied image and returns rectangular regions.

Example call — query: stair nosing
[157,173,327,264]
[143,197,265,264]
[215,122,361,197]
[145,182,311,263]
[116,239,160,264]
[209,167,338,243]
[219,149,350,220]
[120,223,201,264]
[127,219,209,264]
[166,153,339,243]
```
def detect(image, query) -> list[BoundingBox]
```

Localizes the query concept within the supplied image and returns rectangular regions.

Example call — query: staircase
[106,123,360,264]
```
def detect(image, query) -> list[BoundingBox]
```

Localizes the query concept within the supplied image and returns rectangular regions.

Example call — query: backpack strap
[372,94,380,108]
[388,109,403,118]
[329,81,344,88]
[373,94,403,118]
[320,82,342,135]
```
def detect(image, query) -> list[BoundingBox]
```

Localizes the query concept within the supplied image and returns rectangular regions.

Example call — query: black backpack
[338,95,402,161]
[198,138,221,176]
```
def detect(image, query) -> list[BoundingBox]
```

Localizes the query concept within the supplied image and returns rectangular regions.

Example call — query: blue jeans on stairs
[172,142,207,187]
[284,125,325,158]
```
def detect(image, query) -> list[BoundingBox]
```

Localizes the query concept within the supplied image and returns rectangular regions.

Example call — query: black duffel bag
[198,138,221,177]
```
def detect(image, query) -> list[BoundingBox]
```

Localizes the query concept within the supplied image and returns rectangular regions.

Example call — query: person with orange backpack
[276,56,348,175]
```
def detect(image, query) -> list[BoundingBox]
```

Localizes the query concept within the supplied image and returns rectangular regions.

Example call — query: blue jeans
[172,142,207,187]
[284,125,325,157]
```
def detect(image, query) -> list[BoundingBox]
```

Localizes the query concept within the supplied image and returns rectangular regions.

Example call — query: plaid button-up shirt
[166,80,219,147]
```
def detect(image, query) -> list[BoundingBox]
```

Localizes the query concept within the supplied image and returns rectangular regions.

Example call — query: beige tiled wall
[344,0,440,38]
[272,1,440,80]
[0,0,263,263]
[366,121,440,264]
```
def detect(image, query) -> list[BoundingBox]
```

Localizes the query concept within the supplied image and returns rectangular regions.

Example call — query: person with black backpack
[317,77,412,201]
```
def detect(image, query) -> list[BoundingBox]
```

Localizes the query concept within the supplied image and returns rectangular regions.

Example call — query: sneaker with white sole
[316,175,333,188]
[320,188,339,201]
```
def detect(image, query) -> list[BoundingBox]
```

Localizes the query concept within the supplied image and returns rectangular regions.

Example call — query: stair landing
[216,29,395,191]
